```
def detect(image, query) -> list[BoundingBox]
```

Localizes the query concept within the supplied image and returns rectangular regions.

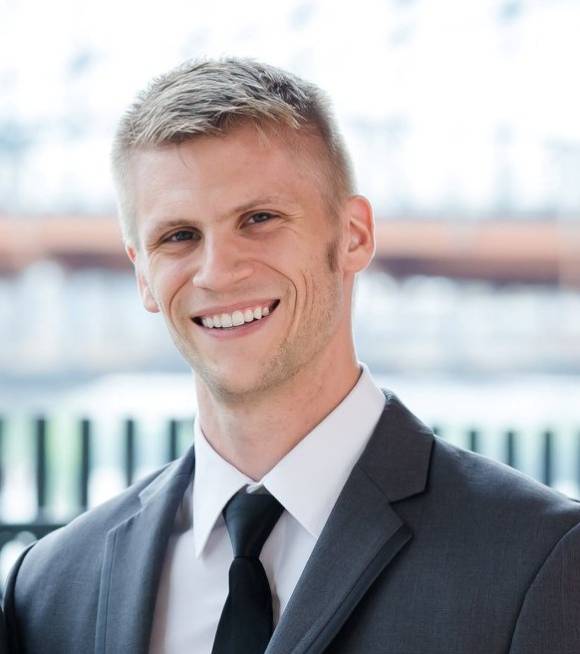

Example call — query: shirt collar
[258,364,385,538]
[192,364,385,556]
[192,423,254,557]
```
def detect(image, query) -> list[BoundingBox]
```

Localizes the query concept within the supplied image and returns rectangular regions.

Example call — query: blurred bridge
[2,214,580,286]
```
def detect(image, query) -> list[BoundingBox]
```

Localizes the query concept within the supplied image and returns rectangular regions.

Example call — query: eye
[165,229,198,242]
[246,212,275,225]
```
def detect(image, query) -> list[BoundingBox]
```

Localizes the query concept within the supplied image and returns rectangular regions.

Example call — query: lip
[192,298,279,320]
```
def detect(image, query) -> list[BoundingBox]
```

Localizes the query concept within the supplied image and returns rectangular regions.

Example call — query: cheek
[149,261,192,313]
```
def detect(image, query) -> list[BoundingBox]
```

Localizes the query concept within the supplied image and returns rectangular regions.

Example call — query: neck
[195,352,360,480]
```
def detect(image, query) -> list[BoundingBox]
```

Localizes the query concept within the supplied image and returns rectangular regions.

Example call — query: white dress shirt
[149,365,385,653]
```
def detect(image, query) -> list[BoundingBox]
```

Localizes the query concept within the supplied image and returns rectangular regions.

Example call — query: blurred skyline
[1,0,580,556]
[2,0,580,409]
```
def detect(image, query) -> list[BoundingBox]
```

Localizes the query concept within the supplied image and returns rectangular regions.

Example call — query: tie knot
[223,489,284,558]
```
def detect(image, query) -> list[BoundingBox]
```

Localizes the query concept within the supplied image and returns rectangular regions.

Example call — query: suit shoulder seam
[507,516,580,652]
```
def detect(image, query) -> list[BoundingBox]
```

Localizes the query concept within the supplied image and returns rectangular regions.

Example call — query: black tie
[211,489,284,654]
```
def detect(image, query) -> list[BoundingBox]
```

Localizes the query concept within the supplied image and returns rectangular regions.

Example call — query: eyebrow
[230,195,295,214]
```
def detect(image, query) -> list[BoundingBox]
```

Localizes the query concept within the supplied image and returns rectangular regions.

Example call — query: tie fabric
[211,489,284,654]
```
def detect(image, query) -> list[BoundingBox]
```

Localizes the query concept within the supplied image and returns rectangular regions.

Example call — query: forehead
[128,124,328,222]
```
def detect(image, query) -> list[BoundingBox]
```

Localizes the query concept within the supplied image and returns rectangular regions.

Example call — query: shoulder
[431,434,578,512]
[424,436,580,554]
[375,390,580,554]
[8,459,176,589]
[4,450,194,651]
[378,390,580,530]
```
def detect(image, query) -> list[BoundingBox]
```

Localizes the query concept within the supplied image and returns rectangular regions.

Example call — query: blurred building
[0,1,579,530]
[1,0,579,396]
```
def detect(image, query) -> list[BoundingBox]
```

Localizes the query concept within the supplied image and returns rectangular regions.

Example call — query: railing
[0,416,578,579]
[0,416,192,564]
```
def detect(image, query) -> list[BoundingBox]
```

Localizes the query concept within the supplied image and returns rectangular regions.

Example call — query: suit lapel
[267,392,434,654]
[266,466,411,654]
[94,447,195,654]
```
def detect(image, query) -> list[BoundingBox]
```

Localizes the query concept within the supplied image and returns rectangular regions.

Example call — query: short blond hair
[111,58,355,245]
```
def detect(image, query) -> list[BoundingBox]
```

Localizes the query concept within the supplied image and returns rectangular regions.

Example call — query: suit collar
[138,448,195,507]
[267,391,434,654]
[95,446,196,654]
[359,390,434,502]
[260,365,386,539]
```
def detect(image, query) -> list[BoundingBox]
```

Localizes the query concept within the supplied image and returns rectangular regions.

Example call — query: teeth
[199,303,276,329]
[232,310,244,326]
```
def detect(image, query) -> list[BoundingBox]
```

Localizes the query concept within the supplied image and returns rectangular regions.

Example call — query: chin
[192,360,266,399]
[172,338,263,394]
[194,354,304,404]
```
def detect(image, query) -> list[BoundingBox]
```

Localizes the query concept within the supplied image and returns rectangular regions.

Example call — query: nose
[191,233,254,291]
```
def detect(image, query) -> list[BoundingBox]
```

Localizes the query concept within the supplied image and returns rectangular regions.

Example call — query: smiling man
[4,59,580,654]
[125,119,368,482]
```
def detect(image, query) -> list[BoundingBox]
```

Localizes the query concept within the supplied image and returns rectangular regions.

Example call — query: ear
[126,245,160,313]
[341,195,375,273]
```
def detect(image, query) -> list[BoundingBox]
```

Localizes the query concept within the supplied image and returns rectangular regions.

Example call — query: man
[4,59,580,654]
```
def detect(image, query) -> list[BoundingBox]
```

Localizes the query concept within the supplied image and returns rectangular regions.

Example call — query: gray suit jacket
[4,392,580,653]
[0,608,6,653]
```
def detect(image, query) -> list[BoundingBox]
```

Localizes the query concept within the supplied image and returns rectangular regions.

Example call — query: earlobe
[126,245,160,314]
[138,274,161,314]
[126,244,138,265]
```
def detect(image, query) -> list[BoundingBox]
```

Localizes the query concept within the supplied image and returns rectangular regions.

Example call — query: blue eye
[167,230,196,242]
[247,212,273,225]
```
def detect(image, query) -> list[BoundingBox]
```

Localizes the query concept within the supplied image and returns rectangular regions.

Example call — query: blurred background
[1,0,580,572]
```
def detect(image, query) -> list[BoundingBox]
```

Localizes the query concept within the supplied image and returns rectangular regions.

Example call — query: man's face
[127,125,359,400]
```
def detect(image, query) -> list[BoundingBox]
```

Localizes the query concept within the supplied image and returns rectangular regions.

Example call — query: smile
[192,300,280,330]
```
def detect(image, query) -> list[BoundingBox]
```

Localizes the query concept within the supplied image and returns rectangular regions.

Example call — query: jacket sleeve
[0,606,7,654]
[2,542,36,654]
[509,521,580,654]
